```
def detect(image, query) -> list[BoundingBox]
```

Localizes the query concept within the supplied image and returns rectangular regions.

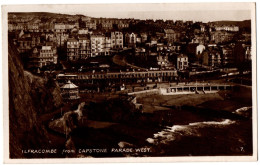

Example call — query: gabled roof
[178,54,188,58]
[78,36,90,40]
[67,38,78,42]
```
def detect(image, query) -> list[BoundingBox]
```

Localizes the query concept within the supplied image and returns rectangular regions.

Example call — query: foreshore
[44,83,252,158]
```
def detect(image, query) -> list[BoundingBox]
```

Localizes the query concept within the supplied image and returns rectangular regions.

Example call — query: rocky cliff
[8,42,63,158]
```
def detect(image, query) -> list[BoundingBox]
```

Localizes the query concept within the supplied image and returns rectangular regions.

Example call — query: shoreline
[43,86,252,158]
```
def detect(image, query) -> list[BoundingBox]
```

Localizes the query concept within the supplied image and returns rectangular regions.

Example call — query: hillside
[210,20,251,28]
[8,12,89,20]
[8,39,63,158]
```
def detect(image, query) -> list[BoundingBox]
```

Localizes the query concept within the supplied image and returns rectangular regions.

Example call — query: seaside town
[8,11,253,158]
[8,13,252,99]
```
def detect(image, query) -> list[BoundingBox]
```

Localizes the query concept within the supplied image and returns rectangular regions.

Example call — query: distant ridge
[8,12,88,18]
[8,12,252,28]
[210,20,251,28]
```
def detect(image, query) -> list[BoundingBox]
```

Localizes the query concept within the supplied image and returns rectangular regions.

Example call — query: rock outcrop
[48,102,85,135]
[8,41,63,158]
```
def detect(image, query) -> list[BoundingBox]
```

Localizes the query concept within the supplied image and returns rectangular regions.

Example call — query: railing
[160,84,234,95]
[57,70,178,81]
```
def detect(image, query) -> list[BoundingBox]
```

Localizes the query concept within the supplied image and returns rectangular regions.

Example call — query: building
[185,21,193,26]
[140,33,148,43]
[45,31,55,42]
[28,46,57,68]
[157,53,170,68]
[200,25,206,32]
[175,20,184,26]
[136,34,142,44]
[60,80,80,101]
[86,20,97,30]
[242,33,251,42]
[146,19,154,24]
[55,33,69,47]
[233,43,248,64]
[177,54,188,70]
[111,31,123,49]
[67,38,80,61]
[54,23,66,33]
[90,34,105,56]
[27,23,39,32]
[57,70,178,84]
[39,22,54,32]
[165,20,174,25]
[215,25,239,32]
[150,37,158,46]
[202,50,221,67]
[104,36,111,56]
[65,22,79,31]
[244,45,251,61]
[210,31,234,44]
[78,29,89,35]
[185,43,199,62]
[171,44,181,53]
[125,32,137,48]
[155,19,164,24]
[135,47,146,56]
[8,23,27,31]
[117,21,129,29]
[17,37,32,53]
[164,29,181,43]
[101,21,113,30]
[8,23,16,32]
[192,34,208,44]
[222,46,234,66]
[196,44,206,55]
[81,16,91,22]
[78,37,91,59]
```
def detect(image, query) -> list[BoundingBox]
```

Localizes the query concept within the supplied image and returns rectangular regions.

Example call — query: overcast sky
[76,10,251,22]
[5,3,253,22]
[56,3,253,22]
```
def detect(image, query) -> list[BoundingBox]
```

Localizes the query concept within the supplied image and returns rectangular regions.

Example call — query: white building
[90,35,105,56]
[196,44,206,55]
[215,25,239,32]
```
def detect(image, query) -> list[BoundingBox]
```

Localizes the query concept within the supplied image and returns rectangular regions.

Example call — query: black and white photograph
[2,2,257,163]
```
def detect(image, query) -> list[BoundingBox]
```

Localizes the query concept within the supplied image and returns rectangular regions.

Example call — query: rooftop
[42,46,52,50]
[60,80,78,89]
[178,54,188,58]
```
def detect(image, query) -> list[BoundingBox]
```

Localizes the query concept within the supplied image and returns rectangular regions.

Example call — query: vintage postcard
[2,2,257,163]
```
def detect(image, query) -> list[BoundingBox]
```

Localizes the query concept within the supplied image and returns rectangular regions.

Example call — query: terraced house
[111,31,123,49]
[90,34,105,56]
[28,45,57,68]
[67,38,80,60]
